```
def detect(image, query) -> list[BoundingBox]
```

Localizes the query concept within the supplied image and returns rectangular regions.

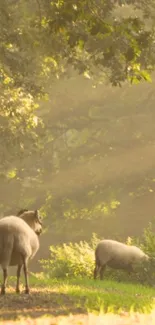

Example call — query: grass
[0,274,155,324]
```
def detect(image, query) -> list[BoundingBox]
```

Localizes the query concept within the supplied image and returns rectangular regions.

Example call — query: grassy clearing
[0,275,155,324]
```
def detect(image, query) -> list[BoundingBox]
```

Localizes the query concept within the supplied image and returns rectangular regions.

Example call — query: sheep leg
[16,264,23,293]
[94,264,100,279]
[94,254,102,280]
[127,265,134,278]
[100,265,106,280]
[23,260,30,294]
[1,268,8,295]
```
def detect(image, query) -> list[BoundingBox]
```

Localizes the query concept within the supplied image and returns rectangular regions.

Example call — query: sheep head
[17,209,43,236]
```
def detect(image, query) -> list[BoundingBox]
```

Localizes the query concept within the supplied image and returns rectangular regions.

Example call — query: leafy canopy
[1,0,155,91]
[1,0,155,216]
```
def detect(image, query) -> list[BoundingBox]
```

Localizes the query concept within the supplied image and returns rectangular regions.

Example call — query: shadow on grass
[0,278,154,321]
[0,289,85,320]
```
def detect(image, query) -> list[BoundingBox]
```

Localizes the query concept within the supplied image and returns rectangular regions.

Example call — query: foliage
[39,0,155,86]
[140,222,155,256]
[1,0,155,92]
[39,233,100,278]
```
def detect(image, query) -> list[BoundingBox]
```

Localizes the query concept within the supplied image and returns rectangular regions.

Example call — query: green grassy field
[0,274,155,324]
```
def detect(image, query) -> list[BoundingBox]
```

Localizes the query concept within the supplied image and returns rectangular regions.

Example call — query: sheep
[94,239,150,280]
[0,209,42,295]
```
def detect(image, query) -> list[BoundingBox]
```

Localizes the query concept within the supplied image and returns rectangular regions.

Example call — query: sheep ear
[17,209,28,216]
[34,210,39,218]
[35,209,42,224]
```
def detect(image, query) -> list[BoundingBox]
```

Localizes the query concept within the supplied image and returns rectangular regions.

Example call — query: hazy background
[2,70,155,272]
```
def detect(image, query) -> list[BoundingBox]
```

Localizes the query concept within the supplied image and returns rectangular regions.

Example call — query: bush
[40,224,155,284]
[135,222,155,284]
[39,233,100,279]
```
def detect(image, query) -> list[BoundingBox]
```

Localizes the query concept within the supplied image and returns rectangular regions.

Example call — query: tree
[1,0,155,253]
[1,0,155,91]
[43,0,155,85]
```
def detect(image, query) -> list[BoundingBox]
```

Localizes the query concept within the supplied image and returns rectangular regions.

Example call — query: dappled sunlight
[0,288,84,320]
[0,275,154,321]
[0,283,155,324]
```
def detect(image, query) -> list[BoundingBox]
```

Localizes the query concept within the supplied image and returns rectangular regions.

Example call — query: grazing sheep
[0,209,42,295]
[94,239,150,280]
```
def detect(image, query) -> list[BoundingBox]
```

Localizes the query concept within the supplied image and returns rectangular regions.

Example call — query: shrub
[39,233,100,279]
